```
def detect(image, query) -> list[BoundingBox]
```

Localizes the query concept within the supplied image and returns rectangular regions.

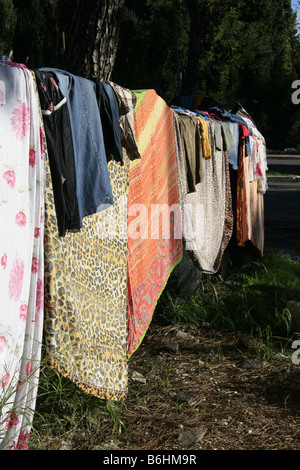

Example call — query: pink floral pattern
[15,211,27,227]
[1,253,7,269]
[25,362,33,376]
[40,127,45,157]
[8,259,24,301]
[13,430,30,451]
[3,170,15,188]
[10,100,30,140]
[5,413,20,429]
[0,336,6,354]
[0,64,45,450]
[36,278,44,313]
[1,373,10,387]
[29,149,36,167]
[31,257,39,274]
[19,304,28,322]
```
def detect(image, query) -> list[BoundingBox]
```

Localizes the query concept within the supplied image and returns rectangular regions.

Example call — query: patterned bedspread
[127,90,183,356]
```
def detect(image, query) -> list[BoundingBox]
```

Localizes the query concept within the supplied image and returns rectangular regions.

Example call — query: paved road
[267,155,300,176]
[264,155,300,255]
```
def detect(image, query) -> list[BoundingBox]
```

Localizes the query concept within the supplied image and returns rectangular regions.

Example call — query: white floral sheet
[0,62,45,450]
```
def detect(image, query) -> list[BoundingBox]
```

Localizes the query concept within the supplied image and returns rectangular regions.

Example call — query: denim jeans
[40,68,114,226]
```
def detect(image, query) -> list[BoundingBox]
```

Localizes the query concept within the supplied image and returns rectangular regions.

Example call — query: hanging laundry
[127,90,183,356]
[34,69,80,237]
[176,112,203,193]
[244,154,265,257]
[0,50,269,449]
[110,82,141,161]
[173,112,188,208]
[229,107,267,258]
[41,75,143,399]
[93,80,124,164]
[194,115,212,159]
[235,137,265,258]
[195,100,252,158]
[239,114,268,194]
[40,68,114,227]
[174,110,233,274]
[176,96,267,262]
[0,61,45,450]
[43,153,130,400]
[227,122,239,170]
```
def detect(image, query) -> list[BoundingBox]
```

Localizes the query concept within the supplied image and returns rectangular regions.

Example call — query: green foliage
[1,1,300,146]
[112,0,190,104]
[113,0,300,150]
[195,0,300,149]
[1,0,299,147]
[11,0,58,68]
[160,250,300,341]
[0,0,17,55]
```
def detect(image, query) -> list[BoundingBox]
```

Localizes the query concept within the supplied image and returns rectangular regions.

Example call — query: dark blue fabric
[34,69,80,237]
[94,80,123,164]
[40,68,114,226]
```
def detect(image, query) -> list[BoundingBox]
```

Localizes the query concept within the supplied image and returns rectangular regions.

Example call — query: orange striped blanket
[127,90,183,356]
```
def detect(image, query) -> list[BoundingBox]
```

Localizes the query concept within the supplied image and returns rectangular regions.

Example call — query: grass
[266,171,299,178]
[158,249,300,344]
[25,249,300,449]
[29,366,126,450]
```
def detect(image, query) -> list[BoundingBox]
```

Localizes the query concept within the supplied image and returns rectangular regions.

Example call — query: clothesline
[0,59,267,450]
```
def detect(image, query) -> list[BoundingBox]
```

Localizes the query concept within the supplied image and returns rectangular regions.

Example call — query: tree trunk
[59,0,125,79]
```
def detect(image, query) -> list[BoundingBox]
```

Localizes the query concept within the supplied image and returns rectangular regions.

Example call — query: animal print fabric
[44,153,129,400]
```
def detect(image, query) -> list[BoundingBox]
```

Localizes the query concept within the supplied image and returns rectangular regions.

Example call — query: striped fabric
[127,90,183,356]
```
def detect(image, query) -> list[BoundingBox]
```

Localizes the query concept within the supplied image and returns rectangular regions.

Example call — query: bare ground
[75,320,300,452]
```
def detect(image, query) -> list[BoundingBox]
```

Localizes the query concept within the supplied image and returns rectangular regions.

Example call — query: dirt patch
[59,320,299,451]
[109,322,300,451]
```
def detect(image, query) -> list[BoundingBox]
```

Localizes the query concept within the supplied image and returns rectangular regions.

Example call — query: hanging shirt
[40,68,114,225]
[93,80,124,164]
[109,82,141,161]
[195,115,212,158]
[201,104,252,157]
[176,112,203,193]
[227,122,239,170]
[34,69,80,236]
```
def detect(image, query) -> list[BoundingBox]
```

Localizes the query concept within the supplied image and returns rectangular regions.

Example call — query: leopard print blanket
[44,153,129,400]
